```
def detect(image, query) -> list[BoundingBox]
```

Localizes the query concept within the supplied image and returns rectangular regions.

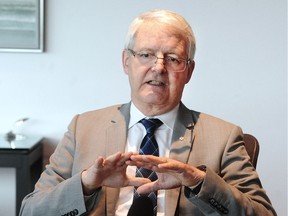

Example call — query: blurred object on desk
[5,117,29,144]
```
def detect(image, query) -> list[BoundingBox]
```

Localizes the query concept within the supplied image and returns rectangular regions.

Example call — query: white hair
[124,9,196,60]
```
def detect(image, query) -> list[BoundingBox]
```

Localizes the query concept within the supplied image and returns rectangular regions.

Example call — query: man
[20,9,276,216]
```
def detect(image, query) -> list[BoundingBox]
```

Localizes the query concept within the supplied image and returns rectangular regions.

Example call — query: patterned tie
[134,118,163,216]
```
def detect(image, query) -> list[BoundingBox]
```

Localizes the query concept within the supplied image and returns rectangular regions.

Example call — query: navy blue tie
[134,118,163,216]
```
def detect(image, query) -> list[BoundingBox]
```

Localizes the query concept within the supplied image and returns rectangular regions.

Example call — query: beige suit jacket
[20,102,276,216]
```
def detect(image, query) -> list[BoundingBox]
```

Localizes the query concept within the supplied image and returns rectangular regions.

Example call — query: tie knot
[140,118,163,134]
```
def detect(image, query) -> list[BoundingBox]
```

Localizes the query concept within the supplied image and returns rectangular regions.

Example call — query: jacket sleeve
[19,115,101,216]
[186,126,277,216]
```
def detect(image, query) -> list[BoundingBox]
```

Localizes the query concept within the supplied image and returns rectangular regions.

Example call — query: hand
[81,152,151,195]
[127,155,206,194]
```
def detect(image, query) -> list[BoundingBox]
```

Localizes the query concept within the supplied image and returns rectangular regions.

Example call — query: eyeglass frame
[127,49,191,73]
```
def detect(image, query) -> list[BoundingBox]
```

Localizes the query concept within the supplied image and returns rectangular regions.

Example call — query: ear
[122,49,130,75]
[185,60,195,84]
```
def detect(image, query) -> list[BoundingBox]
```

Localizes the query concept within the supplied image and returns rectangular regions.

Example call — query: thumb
[127,177,151,187]
[136,181,159,194]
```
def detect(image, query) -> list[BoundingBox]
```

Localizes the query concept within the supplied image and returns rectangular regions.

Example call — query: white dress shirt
[115,103,178,216]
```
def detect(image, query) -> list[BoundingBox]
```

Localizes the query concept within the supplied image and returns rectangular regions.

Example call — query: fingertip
[96,156,104,163]
[136,182,155,194]
[129,155,136,161]
[95,156,104,168]
[126,151,135,157]
[116,152,122,157]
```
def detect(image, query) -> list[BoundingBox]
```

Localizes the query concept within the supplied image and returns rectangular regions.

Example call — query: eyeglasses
[128,49,191,73]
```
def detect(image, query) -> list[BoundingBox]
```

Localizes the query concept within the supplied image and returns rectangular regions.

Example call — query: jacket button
[65,209,78,216]
[209,198,228,214]
[209,198,218,207]
[218,205,229,214]
[73,209,79,215]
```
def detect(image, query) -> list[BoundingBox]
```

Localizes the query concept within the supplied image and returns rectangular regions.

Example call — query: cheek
[128,71,144,89]
[169,74,187,91]
[128,73,138,89]
[129,65,149,84]
[169,73,182,86]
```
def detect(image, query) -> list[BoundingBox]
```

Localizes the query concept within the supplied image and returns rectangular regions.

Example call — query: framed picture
[0,0,44,53]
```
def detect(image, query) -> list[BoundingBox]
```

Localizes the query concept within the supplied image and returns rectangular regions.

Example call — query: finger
[128,156,168,172]
[116,152,134,166]
[131,155,168,164]
[125,160,136,166]
[126,177,151,187]
[108,152,122,159]
[136,181,160,194]
[103,152,122,166]
[126,161,159,173]
[95,156,105,169]
[126,160,147,166]
[158,162,187,173]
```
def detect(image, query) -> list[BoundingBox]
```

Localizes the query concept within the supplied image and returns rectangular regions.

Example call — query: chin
[143,95,166,105]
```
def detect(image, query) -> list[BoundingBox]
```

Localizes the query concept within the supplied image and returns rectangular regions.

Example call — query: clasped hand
[81,152,205,196]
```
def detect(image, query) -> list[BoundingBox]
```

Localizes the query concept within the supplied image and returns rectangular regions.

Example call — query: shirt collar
[129,102,179,130]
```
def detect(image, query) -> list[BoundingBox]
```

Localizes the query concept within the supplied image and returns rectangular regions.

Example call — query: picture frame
[0,0,44,53]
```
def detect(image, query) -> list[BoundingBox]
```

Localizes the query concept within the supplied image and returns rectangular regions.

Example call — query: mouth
[146,80,166,86]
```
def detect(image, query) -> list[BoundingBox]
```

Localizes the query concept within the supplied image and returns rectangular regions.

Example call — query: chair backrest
[243,133,260,168]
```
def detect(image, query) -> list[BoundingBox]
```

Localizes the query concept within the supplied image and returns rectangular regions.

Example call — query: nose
[154,56,165,65]
[152,59,167,73]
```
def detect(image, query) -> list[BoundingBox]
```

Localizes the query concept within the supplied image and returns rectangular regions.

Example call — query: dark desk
[0,135,43,216]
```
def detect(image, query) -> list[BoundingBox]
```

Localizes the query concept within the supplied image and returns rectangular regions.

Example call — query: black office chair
[243,133,260,168]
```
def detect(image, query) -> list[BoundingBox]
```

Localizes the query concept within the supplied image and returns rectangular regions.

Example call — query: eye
[165,56,182,65]
[138,52,153,59]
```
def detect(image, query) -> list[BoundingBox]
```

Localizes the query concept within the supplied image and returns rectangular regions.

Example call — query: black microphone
[127,196,154,216]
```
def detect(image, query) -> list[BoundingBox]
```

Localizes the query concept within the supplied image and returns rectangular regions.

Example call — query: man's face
[122,23,195,116]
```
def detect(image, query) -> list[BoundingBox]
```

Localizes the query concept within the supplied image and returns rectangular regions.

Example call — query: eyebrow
[136,48,182,57]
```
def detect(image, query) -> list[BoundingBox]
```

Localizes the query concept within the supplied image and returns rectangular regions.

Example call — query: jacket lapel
[165,103,198,216]
[105,103,130,215]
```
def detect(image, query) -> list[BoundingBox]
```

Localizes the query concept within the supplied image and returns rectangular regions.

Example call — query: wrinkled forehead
[133,22,189,55]
[133,22,188,53]
[137,21,187,39]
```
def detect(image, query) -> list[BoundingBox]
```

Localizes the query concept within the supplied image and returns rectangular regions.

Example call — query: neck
[132,100,179,117]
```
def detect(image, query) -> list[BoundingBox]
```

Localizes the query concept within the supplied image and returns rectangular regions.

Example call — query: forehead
[133,22,188,54]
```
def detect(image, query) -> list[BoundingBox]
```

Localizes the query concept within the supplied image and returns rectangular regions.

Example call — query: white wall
[0,0,286,215]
